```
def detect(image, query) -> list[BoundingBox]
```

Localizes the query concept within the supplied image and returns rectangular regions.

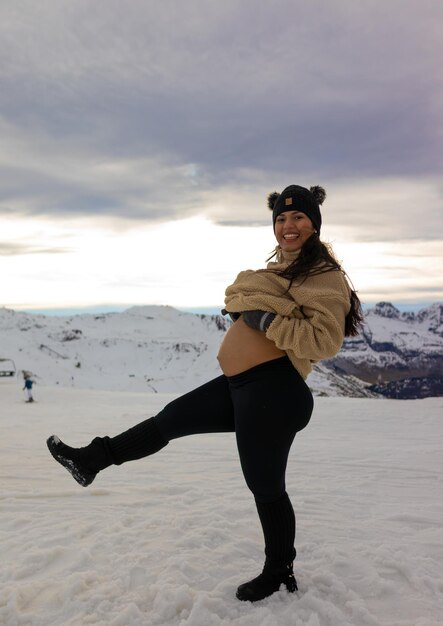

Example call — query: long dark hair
[267,234,364,337]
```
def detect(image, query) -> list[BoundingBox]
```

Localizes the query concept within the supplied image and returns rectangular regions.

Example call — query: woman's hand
[242,310,276,332]
[221,309,241,322]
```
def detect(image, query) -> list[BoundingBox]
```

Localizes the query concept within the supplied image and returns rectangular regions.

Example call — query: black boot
[236,559,297,602]
[46,417,168,487]
[46,435,110,487]
[236,492,298,602]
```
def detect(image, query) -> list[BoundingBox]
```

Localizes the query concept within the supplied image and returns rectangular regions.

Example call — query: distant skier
[23,373,34,403]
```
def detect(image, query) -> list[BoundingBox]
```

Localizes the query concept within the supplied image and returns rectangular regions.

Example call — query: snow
[0,306,228,394]
[2,379,442,625]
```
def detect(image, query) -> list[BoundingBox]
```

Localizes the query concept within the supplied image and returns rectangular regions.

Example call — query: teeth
[284,234,299,239]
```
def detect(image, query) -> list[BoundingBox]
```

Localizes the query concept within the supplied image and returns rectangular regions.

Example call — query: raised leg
[47,375,235,486]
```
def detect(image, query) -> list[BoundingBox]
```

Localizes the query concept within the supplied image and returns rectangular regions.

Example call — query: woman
[47,184,363,603]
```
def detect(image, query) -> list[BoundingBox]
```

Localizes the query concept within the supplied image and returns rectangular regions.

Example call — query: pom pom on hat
[267,191,279,211]
[309,185,326,206]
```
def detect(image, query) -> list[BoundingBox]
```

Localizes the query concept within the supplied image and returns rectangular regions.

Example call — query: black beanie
[268,185,326,233]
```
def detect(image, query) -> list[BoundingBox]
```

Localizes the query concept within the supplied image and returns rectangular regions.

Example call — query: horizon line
[2,299,441,317]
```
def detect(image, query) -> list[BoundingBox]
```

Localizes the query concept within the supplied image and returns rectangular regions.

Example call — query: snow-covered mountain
[325,301,443,398]
[1,302,442,398]
[0,306,230,395]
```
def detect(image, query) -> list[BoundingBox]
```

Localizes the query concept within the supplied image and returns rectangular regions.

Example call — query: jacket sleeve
[265,296,348,361]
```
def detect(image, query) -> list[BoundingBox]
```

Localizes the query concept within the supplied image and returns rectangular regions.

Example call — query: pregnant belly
[217,316,285,376]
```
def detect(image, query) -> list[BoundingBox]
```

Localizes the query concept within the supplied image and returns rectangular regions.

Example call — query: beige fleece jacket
[224,249,351,379]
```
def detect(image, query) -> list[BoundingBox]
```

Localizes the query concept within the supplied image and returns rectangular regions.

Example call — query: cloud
[320,177,443,242]
[0,242,69,256]
[0,0,442,243]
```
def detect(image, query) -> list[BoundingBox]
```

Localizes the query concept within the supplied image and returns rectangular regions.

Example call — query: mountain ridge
[1,302,441,398]
[325,301,443,397]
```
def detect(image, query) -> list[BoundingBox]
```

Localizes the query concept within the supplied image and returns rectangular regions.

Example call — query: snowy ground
[1,380,442,626]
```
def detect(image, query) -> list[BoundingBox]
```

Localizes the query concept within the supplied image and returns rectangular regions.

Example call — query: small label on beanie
[285,197,293,206]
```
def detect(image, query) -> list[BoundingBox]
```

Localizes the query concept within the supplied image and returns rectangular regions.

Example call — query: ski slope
[1,381,442,625]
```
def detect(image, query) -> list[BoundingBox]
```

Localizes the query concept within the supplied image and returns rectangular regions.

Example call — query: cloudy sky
[1,0,442,313]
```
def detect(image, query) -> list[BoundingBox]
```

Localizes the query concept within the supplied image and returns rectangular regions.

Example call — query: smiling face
[274,210,316,251]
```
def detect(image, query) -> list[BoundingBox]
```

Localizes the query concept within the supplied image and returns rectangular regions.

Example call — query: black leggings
[153,356,313,503]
